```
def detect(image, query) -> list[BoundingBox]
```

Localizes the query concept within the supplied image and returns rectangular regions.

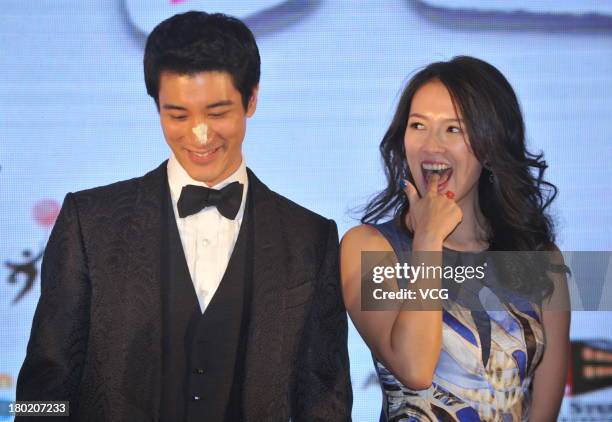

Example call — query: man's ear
[246,85,259,117]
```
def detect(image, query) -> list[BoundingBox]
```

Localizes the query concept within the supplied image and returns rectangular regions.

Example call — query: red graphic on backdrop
[566,340,612,395]
[32,199,60,228]
[169,0,187,4]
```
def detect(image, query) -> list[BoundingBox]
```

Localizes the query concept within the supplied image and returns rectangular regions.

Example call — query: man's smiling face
[158,70,257,186]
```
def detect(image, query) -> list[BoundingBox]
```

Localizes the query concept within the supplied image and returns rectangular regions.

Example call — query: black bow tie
[177,181,244,220]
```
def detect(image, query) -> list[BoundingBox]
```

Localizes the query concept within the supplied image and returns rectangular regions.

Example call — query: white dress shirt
[167,153,248,313]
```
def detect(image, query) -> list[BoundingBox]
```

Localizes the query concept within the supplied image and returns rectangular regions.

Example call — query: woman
[341,56,570,421]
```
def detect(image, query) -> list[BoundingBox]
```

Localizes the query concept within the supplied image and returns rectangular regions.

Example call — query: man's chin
[179,161,216,183]
[189,171,219,186]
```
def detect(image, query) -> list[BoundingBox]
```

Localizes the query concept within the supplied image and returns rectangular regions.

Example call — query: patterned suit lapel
[243,169,289,420]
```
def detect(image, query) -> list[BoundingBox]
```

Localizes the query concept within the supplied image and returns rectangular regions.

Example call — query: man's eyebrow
[161,100,234,111]
[206,100,234,109]
[161,104,187,111]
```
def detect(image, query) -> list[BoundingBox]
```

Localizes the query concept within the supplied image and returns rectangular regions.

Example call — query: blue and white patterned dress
[372,220,545,422]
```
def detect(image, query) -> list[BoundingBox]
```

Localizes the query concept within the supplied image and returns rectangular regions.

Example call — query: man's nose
[192,120,209,144]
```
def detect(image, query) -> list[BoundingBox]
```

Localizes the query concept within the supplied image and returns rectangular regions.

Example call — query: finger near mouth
[423,168,452,187]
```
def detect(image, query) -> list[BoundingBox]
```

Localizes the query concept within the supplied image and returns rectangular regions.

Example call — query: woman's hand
[403,173,463,250]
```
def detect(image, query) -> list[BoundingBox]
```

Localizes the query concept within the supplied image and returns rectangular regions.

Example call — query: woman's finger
[427,173,440,194]
[402,179,419,206]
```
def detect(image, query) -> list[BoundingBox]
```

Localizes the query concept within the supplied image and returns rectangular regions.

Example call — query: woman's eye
[170,115,187,121]
[410,122,425,130]
[448,125,462,134]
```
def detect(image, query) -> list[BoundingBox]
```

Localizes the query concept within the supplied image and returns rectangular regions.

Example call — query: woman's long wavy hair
[361,56,559,297]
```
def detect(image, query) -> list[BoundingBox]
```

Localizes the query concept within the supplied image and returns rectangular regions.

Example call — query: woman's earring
[483,161,494,184]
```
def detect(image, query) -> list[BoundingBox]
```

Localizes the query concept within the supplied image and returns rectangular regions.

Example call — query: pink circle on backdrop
[33,199,60,228]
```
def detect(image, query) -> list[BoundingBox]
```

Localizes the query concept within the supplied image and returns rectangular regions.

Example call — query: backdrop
[1,1,611,420]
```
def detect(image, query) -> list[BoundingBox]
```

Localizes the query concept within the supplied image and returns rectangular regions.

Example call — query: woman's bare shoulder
[341,224,393,252]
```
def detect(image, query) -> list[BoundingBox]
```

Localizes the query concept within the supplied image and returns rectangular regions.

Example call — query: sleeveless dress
[371,220,545,422]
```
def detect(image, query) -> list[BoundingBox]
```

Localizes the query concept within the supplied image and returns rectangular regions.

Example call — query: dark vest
[159,185,253,422]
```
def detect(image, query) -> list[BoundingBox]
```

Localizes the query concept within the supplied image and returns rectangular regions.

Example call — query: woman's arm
[340,225,443,390]
[530,248,571,421]
[341,174,461,389]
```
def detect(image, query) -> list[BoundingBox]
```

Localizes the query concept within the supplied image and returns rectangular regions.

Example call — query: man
[17,11,352,421]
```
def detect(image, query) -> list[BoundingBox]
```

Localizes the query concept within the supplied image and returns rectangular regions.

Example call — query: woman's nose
[421,130,445,153]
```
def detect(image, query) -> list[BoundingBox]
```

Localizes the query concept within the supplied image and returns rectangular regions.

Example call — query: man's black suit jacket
[16,162,353,421]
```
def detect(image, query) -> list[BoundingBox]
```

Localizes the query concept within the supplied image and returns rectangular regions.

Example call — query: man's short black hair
[144,11,261,110]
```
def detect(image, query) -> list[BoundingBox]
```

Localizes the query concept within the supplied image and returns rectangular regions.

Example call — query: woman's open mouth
[421,162,453,191]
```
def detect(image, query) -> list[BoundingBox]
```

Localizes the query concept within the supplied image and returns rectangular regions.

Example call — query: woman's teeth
[422,162,451,171]
[421,163,453,186]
